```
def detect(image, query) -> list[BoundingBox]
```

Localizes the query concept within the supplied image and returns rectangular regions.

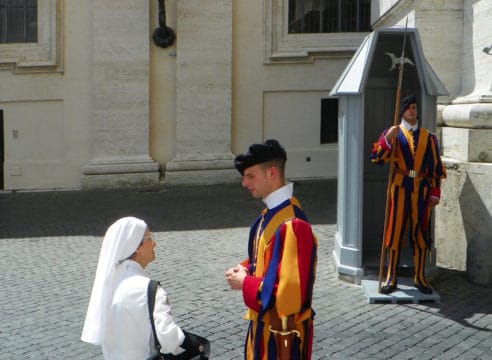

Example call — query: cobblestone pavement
[0,180,491,359]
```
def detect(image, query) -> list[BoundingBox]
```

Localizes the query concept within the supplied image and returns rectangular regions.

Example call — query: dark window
[320,98,338,144]
[0,0,37,44]
[0,110,3,189]
[289,0,371,34]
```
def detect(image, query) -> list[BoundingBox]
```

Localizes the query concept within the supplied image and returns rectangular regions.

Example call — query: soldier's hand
[429,196,440,207]
[225,265,247,290]
[386,125,400,140]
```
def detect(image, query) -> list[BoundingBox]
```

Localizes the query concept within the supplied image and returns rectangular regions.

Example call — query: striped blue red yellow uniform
[371,125,446,288]
[241,197,317,360]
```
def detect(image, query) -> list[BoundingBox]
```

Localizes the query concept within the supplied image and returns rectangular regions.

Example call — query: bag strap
[147,279,162,353]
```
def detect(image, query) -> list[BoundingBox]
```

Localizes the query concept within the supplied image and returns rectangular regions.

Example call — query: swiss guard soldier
[371,94,446,294]
[226,139,318,359]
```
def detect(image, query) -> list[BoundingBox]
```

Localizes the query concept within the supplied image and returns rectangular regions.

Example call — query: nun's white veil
[81,216,147,345]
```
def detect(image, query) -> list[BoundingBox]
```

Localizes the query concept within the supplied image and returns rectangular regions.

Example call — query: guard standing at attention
[371,94,446,294]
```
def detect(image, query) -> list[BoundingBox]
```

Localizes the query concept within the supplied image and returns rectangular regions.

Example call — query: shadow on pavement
[431,267,492,330]
[0,180,337,238]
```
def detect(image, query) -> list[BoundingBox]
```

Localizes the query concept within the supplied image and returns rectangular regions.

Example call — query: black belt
[394,168,428,178]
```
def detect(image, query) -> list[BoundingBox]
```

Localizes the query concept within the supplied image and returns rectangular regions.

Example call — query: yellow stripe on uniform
[276,220,301,317]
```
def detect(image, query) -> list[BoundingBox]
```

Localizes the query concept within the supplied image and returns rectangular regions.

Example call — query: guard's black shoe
[380,283,397,294]
[415,281,432,294]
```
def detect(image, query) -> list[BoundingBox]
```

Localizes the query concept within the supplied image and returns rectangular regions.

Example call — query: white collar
[113,260,145,287]
[263,182,293,209]
[401,119,419,131]
[117,259,144,273]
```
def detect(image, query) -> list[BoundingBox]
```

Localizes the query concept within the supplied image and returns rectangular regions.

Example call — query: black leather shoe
[380,283,397,294]
[414,281,432,294]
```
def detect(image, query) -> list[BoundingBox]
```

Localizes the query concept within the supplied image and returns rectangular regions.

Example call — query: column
[439,0,492,283]
[164,0,237,185]
[82,0,159,188]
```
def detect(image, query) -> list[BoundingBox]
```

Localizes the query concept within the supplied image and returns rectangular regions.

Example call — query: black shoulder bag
[147,280,211,360]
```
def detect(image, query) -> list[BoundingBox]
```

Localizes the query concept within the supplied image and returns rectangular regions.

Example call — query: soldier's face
[403,103,418,124]
[242,164,274,199]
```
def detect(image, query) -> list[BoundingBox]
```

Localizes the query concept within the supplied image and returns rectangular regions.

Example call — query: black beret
[234,139,287,175]
[400,94,417,117]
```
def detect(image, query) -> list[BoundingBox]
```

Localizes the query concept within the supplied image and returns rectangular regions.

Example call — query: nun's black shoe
[379,283,397,294]
[415,281,432,294]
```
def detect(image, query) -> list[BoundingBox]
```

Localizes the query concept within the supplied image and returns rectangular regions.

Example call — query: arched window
[0,0,37,43]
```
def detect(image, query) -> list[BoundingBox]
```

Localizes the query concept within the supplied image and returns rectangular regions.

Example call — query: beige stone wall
[152,0,348,182]
[1,1,160,190]
[1,1,92,190]
[436,161,492,271]
[232,1,348,180]
[0,0,360,190]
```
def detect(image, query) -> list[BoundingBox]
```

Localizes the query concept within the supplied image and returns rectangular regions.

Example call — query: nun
[81,217,209,359]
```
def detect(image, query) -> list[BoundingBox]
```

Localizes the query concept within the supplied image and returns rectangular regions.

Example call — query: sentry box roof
[330,27,447,97]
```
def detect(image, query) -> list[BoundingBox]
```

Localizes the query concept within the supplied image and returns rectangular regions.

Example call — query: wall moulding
[264,0,368,63]
[0,0,63,73]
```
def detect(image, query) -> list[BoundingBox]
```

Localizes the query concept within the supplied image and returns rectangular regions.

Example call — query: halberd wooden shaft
[378,20,409,292]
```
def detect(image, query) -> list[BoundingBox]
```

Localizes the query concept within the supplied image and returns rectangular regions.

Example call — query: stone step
[361,279,441,304]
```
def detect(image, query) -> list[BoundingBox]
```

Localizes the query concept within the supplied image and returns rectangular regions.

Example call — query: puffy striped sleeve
[371,130,392,165]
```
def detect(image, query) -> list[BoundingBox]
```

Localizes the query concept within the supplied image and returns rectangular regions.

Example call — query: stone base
[467,236,492,284]
[81,157,160,189]
[164,156,240,185]
[435,160,492,282]
[442,101,492,128]
[442,127,492,162]
[332,233,364,285]
[361,278,440,304]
